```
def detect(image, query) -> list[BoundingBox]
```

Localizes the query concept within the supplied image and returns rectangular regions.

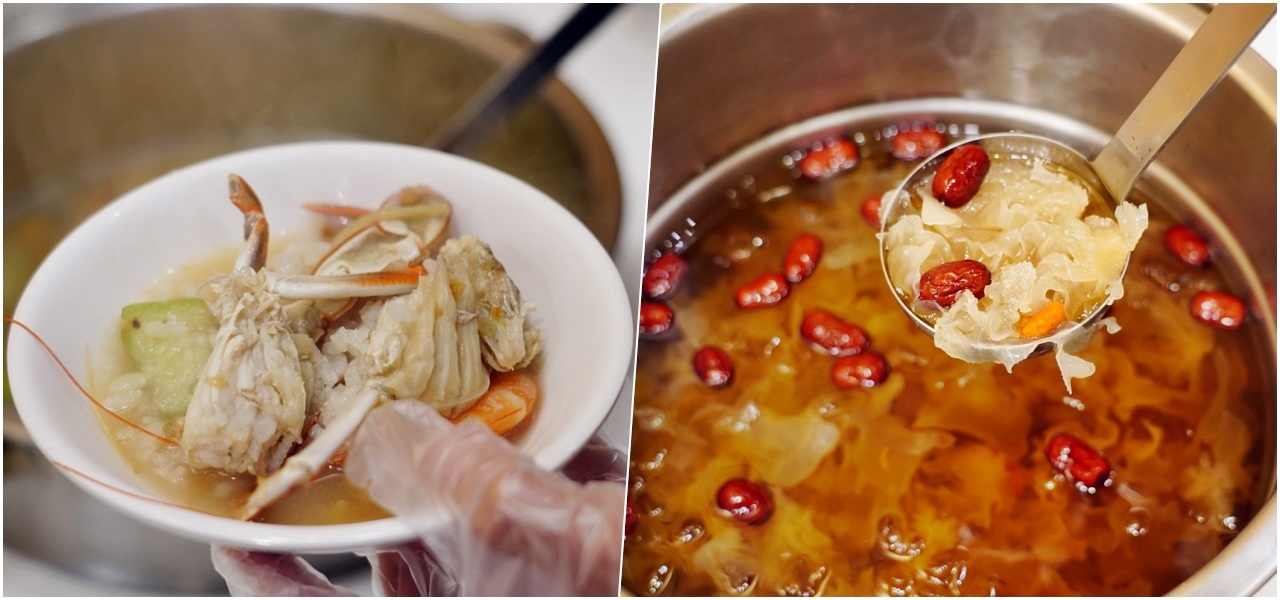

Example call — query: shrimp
[449,369,539,436]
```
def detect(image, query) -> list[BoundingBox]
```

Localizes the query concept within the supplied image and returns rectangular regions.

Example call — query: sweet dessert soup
[624,114,1270,596]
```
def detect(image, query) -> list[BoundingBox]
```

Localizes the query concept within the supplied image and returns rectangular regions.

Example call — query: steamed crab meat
[188,179,545,521]
[368,255,490,416]
[178,175,436,480]
[182,268,308,476]
[242,249,541,520]
[438,236,541,371]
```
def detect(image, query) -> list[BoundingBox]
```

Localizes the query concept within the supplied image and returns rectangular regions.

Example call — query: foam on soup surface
[623,129,1266,596]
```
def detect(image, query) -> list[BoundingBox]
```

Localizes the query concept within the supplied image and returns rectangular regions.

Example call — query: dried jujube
[831,352,889,389]
[717,478,774,525]
[736,272,790,309]
[799,137,859,180]
[639,301,675,338]
[892,129,946,161]
[643,253,688,299]
[783,233,823,283]
[1163,225,1210,268]
[801,309,870,357]
[931,144,990,208]
[1189,290,1246,330]
[693,346,734,388]
[918,260,992,307]
[1045,433,1113,493]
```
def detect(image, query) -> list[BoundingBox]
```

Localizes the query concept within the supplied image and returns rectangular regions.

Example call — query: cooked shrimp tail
[448,369,538,436]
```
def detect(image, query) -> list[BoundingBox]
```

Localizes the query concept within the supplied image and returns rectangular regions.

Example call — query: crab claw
[229,174,269,272]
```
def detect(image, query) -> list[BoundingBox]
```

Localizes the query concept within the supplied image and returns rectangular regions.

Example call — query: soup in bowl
[7,141,635,553]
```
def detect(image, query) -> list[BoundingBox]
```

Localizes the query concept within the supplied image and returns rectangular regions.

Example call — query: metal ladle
[879,3,1275,366]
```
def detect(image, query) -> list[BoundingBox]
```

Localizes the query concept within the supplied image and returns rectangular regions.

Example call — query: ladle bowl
[878,2,1274,363]
[879,131,1123,366]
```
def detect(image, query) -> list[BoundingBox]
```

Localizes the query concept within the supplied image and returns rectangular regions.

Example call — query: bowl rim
[6,140,636,552]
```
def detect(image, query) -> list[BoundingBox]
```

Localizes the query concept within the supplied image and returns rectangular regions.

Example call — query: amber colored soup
[623,131,1267,595]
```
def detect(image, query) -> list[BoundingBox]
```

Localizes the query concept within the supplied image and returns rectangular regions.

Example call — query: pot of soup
[625,3,1274,596]
[4,3,622,592]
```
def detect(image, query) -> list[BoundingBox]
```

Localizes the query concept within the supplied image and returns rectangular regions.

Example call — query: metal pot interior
[639,3,1275,596]
[2,3,621,591]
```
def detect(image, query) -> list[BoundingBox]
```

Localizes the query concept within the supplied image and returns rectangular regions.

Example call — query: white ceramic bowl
[6,141,635,553]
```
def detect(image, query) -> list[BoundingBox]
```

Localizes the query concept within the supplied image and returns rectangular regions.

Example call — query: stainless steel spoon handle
[1092,3,1274,201]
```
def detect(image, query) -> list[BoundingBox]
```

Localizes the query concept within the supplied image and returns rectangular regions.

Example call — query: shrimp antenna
[52,460,216,515]
[6,318,179,447]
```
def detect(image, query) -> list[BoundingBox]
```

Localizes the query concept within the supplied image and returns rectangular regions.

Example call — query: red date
[643,253,689,299]
[861,193,883,228]
[717,478,774,525]
[639,300,675,338]
[693,346,734,388]
[1190,290,1246,330]
[892,129,946,161]
[931,144,990,207]
[625,498,637,536]
[801,309,869,357]
[1045,433,1113,493]
[736,272,790,309]
[799,137,859,180]
[918,260,992,307]
[831,352,889,389]
[783,233,823,283]
[1163,225,1211,268]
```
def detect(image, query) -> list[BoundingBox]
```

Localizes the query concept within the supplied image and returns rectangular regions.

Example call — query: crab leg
[240,386,385,520]
[240,370,540,520]
[266,265,427,300]
[229,174,269,271]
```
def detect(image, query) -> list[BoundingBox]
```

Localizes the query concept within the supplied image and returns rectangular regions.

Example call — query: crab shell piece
[314,187,452,277]
[308,187,451,320]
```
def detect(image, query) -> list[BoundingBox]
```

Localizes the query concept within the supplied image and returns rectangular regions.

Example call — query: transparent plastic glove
[212,547,358,596]
[212,399,626,596]
[345,399,626,596]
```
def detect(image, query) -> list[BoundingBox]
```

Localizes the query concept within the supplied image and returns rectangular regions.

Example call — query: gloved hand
[212,399,627,596]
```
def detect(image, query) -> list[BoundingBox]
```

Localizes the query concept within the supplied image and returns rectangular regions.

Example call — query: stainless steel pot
[3,3,622,592]
[645,3,1275,596]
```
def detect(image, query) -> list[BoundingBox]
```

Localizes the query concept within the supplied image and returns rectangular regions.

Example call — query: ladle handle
[1092,3,1274,201]
[425,4,620,155]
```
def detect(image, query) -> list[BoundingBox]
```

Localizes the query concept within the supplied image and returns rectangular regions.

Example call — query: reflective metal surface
[646,3,1275,596]
[3,3,625,592]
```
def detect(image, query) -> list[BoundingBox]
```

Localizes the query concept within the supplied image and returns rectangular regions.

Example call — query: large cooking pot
[644,3,1275,596]
[3,3,621,592]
